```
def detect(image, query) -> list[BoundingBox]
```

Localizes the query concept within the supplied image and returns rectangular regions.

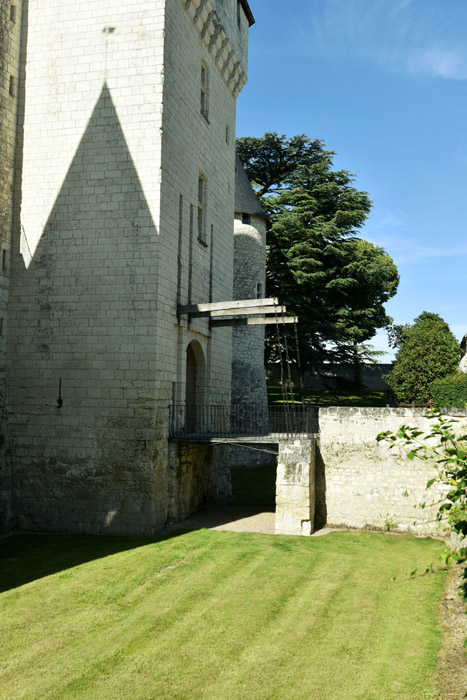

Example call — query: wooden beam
[210,316,298,327]
[178,298,279,316]
[209,305,287,318]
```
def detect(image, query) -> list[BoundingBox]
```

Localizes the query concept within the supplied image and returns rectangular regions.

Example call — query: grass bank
[0,531,446,699]
[268,385,388,407]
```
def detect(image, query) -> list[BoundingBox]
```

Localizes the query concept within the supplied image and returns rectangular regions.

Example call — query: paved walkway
[172,505,276,534]
[171,504,335,537]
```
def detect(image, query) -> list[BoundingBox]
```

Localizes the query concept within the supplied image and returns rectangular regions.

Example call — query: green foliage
[377,410,467,605]
[431,373,467,409]
[236,132,399,373]
[385,312,460,404]
[267,385,388,407]
[387,322,412,350]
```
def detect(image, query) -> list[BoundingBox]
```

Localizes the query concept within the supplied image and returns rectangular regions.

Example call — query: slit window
[200,62,209,120]
[9,76,15,97]
[198,174,207,243]
[2,250,7,271]
[10,5,16,22]
[237,1,241,28]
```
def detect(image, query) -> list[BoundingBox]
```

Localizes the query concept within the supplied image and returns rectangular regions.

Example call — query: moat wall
[316,407,467,536]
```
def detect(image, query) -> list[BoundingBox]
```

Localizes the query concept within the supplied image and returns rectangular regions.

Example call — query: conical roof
[234,153,267,220]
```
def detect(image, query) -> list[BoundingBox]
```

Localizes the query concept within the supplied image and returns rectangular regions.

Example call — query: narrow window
[2,250,7,271]
[256,282,263,299]
[198,174,207,243]
[225,125,230,145]
[177,195,183,305]
[10,5,16,22]
[0,319,3,337]
[9,76,15,97]
[237,1,241,29]
[242,212,251,225]
[209,225,214,302]
[188,204,194,304]
[200,62,209,120]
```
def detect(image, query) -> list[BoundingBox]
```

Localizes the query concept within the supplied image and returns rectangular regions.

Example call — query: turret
[232,153,268,406]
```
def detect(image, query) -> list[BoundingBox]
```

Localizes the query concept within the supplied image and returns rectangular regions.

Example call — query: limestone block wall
[0,0,22,532]
[275,438,315,536]
[6,0,252,534]
[167,442,230,522]
[160,0,249,411]
[8,0,168,534]
[232,214,268,407]
[318,407,467,536]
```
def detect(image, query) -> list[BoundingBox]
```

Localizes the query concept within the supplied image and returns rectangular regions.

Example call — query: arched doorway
[185,340,205,434]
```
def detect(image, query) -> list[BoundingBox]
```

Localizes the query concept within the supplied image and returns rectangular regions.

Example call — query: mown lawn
[268,385,388,407]
[0,530,447,700]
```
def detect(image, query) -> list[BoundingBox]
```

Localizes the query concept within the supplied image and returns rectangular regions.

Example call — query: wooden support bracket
[210,316,298,328]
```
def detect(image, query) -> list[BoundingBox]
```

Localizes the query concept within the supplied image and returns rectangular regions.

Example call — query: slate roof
[234,152,267,220]
[240,0,255,26]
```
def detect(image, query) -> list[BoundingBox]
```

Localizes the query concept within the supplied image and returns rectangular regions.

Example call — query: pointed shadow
[9,83,163,534]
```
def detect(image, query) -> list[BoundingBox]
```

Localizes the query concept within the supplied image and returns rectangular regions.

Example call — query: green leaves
[377,411,467,604]
[236,132,399,373]
[385,313,460,404]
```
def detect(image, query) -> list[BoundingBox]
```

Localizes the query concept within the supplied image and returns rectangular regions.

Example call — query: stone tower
[3,0,256,534]
[232,153,268,407]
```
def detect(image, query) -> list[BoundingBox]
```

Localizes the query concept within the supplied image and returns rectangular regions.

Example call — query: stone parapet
[275,438,316,536]
[318,407,467,536]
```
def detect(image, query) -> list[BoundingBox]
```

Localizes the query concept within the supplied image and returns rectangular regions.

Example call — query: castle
[0,0,269,535]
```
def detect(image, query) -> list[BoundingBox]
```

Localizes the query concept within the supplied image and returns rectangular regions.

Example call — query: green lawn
[268,385,388,407]
[0,531,447,699]
[230,464,277,507]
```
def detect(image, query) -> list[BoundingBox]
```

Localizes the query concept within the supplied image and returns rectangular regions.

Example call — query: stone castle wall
[0,0,22,532]
[231,214,268,407]
[5,0,251,534]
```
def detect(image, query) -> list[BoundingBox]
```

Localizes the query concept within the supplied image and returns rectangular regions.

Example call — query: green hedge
[430,372,467,408]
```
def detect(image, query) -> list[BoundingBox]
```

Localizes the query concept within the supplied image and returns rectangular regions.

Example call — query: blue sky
[236,0,467,360]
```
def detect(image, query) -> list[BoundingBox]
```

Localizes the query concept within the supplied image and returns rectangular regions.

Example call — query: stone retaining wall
[318,407,467,536]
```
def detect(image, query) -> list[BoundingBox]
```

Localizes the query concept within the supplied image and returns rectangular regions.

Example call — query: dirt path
[169,505,276,534]
[436,564,467,700]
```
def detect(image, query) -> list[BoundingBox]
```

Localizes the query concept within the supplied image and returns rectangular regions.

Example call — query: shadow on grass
[0,531,183,594]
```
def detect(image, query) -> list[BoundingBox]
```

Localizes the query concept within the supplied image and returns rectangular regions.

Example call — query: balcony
[168,404,319,441]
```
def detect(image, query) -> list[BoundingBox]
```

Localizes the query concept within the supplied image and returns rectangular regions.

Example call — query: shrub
[431,373,467,409]
[385,312,460,404]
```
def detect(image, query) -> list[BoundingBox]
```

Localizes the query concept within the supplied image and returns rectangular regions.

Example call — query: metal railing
[169,404,319,440]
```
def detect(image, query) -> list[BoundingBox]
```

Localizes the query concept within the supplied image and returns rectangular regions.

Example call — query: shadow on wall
[314,445,327,531]
[8,82,163,534]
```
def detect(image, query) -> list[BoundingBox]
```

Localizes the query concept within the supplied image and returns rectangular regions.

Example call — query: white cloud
[371,211,405,229]
[406,48,467,81]
[359,229,467,265]
[299,0,467,82]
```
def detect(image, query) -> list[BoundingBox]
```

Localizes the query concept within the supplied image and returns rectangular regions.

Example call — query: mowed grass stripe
[0,530,446,700]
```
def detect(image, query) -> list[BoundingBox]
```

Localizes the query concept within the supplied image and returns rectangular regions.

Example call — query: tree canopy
[385,312,460,404]
[236,132,399,374]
